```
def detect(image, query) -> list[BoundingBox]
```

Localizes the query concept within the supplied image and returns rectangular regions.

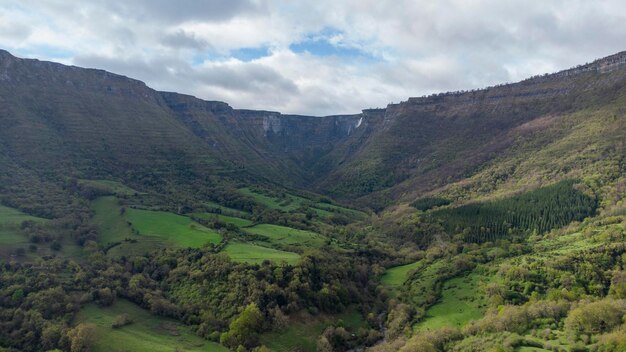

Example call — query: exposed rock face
[1,48,625,204]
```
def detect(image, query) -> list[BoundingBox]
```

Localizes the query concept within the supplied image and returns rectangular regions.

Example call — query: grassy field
[312,202,367,219]
[204,200,250,217]
[223,242,300,265]
[261,308,364,352]
[78,179,140,196]
[92,197,134,244]
[381,260,422,287]
[126,208,222,248]
[243,224,326,248]
[74,299,227,352]
[0,205,40,246]
[239,188,309,212]
[92,196,169,257]
[0,204,46,224]
[191,213,253,227]
[0,205,55,258]
[416,270,490,331]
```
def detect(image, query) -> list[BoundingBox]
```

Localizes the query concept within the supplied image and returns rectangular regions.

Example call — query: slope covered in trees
[0,49,625,352]
[431,180,597,242]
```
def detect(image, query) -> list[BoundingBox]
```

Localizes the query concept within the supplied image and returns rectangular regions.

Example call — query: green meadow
[74,299,227,352]
[416,271,490,331]
[243,224,326,248]
[0,204,46,225]
[239,188,310,211]
[0,205,53,257]
[261,308,364,352]
[191,213,253,227]
[381,260,422,287]
[92,197,166,256]
[92,197,133,244]
[224,242,300,265]
[313,202,367,219]
[126,208,222,248]
[204,200,250,217]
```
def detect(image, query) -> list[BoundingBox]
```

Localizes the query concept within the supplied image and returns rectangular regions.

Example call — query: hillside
[1,49,626,352]
[2,49,624,211]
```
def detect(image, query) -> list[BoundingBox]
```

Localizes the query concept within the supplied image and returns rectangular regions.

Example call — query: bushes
[463,300,570,335]
[220,303,264,350]
[399,327,462,352]
[111,314,132,329]
[411,197,451,211]
[564,299,626,336]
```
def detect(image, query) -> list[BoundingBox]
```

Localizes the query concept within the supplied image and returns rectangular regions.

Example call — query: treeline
[411,197,450,211]
[432,180,597,243]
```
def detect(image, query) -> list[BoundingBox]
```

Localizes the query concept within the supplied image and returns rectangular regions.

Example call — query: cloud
[161,30,211,50]
[105,0,265,24]
[1,0,625,115]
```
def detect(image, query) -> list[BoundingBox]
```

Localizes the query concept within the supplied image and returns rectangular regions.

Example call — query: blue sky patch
[230,46,271,62]
[289,27,375,60]
[16,45,74,60]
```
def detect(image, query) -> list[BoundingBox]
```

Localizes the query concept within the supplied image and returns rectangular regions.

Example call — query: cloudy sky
[0,1,625,115]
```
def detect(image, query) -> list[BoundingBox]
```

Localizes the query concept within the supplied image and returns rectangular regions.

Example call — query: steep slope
[159,92,369,185]
[0,49,374,198]
[1,49,625,214]
[316,51,626,207]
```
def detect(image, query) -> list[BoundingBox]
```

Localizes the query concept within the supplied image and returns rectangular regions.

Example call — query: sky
[0,1,625,116]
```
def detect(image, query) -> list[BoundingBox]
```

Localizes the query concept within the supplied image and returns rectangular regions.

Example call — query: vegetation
[126,208,222,248]
[223,242,300,265]
[243,224,326,249]
[432,180,597,242]
[75,300,227,352]
[1,49,626,352]
[411,197,451,211]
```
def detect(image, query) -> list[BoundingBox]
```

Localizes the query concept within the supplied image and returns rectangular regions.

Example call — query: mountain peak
[0,49,16,61]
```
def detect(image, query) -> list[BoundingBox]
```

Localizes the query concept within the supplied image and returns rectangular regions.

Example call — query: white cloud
[1,0,625,115]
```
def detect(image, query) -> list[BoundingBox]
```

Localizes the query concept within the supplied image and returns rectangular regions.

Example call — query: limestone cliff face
[1,48,625,204]
[159,91,373,184]
[315,52,626,204]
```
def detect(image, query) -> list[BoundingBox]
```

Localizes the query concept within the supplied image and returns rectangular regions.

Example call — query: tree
[67,323,97,352]
[220,303,264,349]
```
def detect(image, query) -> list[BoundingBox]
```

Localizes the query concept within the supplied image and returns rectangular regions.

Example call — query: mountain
[2,49,625,213]
[2,49,626,352]
[316,52,626,206]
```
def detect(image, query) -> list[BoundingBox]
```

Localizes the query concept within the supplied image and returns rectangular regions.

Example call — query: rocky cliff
[1,49,625,208]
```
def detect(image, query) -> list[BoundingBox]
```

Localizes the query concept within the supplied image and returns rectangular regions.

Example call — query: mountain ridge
[1,48,625,210]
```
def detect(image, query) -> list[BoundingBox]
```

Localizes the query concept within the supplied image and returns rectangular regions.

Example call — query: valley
[0,48,625,352]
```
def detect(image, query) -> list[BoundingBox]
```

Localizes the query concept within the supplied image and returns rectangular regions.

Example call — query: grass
[191,213,253,227]
[312,202,367,219]
[204,200,249,217]
[239,188,308,212]
[74,299,227,352]
[0,204,39,246]
[381,260,422,287]
[92,197,134,244]
[416,270,490,331]
[243,224,326,248]
[92,197,167,257]
[260,308,364,352]
[126,208,222,248]
[0,205,81,258]
[517,347,551,352]
[78,179,140,196]
[0,204,46,224]
[223,242,300,265]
